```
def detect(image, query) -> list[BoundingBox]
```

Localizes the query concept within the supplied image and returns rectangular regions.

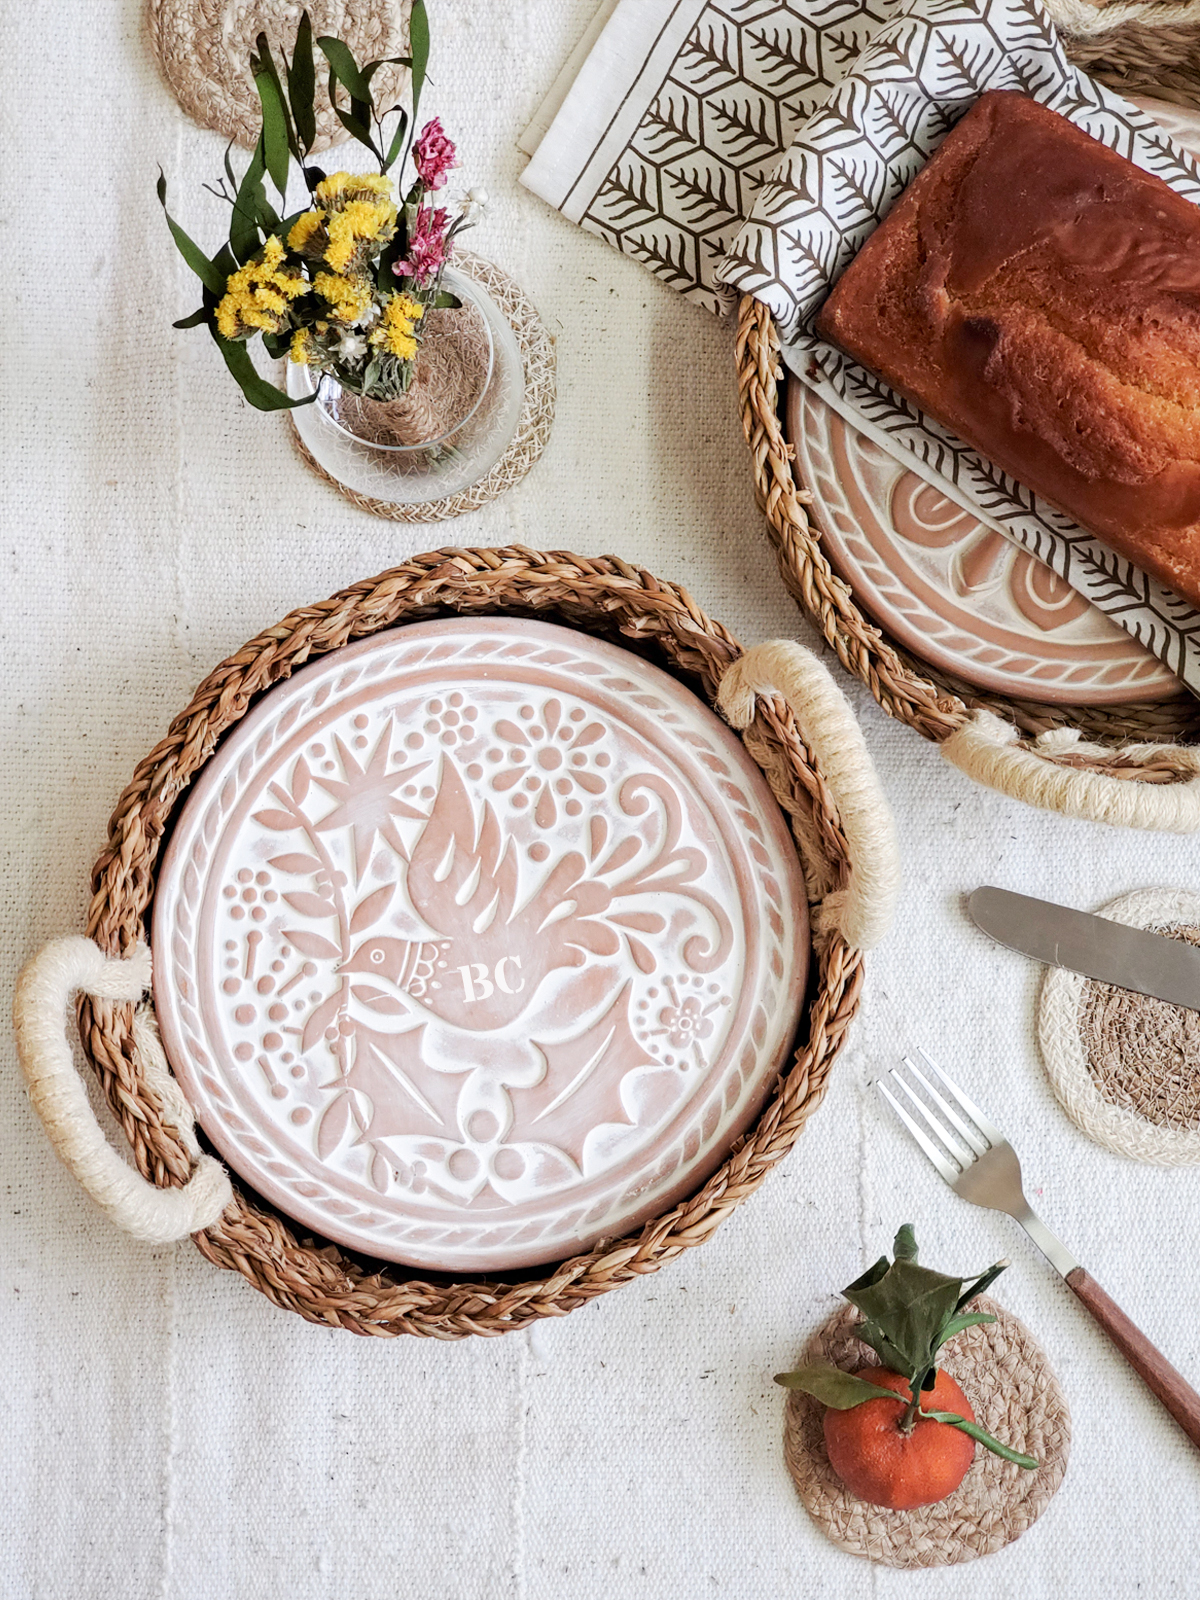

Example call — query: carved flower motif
[486,698,612,828]
[659,995,713,1050]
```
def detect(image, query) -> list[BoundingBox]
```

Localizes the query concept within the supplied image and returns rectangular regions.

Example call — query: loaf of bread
[816,91,1200,608]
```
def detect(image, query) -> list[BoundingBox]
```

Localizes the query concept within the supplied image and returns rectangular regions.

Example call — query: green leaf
[288,12,317,154]
[156,171,226,295]
[773,1366,904,1409]
[429,288,460,309]
[331,100,377,154]
[254,64,293,195]
[844,1259,964,1380]
[384,105,409,171]
[932,1311,996,1354]
[316,35,371,102]
[893,1224,918,1263]
[173,306,209,329]
[230,135,272,263]
[844,1255,890,1296]
[409,0,430,118]
[956,1261,1009,1313]
[920,1410,1038,1470]
[210,329,316,411]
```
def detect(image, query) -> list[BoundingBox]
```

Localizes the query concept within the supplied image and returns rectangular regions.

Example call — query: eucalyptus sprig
[775,1225,1038,1469]
[156,4,479,411]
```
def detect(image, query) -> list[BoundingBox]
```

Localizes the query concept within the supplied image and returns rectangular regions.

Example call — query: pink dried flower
[413,118,457,190]
[395,205,451,286]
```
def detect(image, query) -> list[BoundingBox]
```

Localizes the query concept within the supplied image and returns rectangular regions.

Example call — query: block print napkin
[522,0,1200,694]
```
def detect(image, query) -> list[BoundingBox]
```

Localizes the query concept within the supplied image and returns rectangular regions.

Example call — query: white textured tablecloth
[4,4,1200,1596]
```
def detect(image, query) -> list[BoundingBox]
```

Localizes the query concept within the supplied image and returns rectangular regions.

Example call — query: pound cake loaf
[816,91,1200,608]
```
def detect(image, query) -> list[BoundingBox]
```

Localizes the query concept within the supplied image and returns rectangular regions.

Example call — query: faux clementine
[822,1367,976,1510]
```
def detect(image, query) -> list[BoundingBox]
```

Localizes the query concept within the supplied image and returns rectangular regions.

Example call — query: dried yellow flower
[214,235,306,340]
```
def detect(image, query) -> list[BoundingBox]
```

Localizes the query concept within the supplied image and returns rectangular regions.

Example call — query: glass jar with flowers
[159,5,523,501]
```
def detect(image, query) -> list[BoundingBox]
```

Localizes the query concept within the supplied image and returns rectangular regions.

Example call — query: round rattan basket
[736,24,1200,827]
[74,548,873,1339]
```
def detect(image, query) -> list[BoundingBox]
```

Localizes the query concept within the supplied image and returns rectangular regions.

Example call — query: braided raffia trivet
[80,548,866,1337]
[290,253,555,522]
[784,1298,1070,1567]
[147,0,409,149]
[1039,888,1200,1163]
[1062,12,1200,112]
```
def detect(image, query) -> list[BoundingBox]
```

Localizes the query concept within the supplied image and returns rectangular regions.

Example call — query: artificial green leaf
[774,1366,904,1409]
[211,329,316,411]
[893,1224,918,1263]
[920,1410,1038,1470]
[956,1261,1009,1313]
[254,65,293,195]
[409,0,430,117]
[173,306,209,329]
[932,1311,996,1354]
[156,171,226,295]
[317,35,371,103]
[288,11,317,152]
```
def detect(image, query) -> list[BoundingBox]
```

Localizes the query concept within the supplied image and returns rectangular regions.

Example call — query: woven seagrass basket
[71,548,879,1338]
[736,19,1200,828]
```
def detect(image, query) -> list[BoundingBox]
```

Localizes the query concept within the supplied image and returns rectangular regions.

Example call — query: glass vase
[286,264,524,506]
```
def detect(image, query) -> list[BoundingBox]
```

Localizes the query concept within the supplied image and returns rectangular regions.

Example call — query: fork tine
[887,1070,975,1169]
[878,1079,961,1184]
[900,1054,988,1157]
[916,1048,1007,1146]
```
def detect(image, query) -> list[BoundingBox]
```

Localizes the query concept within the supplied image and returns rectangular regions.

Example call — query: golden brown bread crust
[816,90,1200,608]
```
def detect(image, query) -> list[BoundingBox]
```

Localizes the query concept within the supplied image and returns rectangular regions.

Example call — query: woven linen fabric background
[3,2,1200,1596]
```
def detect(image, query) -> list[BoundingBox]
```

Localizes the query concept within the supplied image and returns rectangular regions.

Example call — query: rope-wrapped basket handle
[12,937,233,1244]
[942,711,1200,833]
[719,640,901,951]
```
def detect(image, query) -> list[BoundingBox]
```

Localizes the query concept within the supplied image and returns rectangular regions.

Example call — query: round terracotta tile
[152,618,809,1271]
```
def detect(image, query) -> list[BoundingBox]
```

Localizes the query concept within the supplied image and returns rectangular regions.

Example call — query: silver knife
[969,885,1200,1012]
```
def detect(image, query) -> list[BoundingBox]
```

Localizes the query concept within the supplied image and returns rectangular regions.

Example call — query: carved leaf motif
[283,891,336,918]
[316,1091,354,1160]
[348,1027,463,1141]
[285,929,341,961]
[301,988,343,1054]
[291,757,311,805]
[514,983,653,1165]
[269,853,323,875]
[252,809,297,831]
[350,883,395,933]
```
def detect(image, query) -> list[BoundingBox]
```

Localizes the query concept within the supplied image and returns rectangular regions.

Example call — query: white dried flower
[336,331,369,362]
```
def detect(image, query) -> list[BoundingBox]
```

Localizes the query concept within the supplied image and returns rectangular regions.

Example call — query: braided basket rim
[80,547,865,1339]
[736,296,1200,755]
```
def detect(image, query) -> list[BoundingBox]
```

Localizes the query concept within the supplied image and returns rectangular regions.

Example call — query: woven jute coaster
[784,1298,1070,1567]
[147,0,409,149]
[1039,888,1200,1164]
[289,252,556,523]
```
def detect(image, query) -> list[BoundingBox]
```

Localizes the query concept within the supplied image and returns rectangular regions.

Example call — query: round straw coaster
[783,1298,1070,1567]
[147,0,409,149]
[1038,888,1200,1164]
[289,253,555,523]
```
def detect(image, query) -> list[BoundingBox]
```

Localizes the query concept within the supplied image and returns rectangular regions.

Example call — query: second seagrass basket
[736,19,1200,830]
[33,547,893,1339]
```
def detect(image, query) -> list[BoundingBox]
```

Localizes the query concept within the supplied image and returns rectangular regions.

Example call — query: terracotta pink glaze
[786,380,1180,704]
[151,618,809,1271]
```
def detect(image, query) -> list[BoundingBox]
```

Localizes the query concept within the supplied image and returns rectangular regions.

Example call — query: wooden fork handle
[1066,1267,1200,1449]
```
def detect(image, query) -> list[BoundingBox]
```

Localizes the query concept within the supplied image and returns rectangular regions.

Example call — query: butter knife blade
[969,886,1200,1013]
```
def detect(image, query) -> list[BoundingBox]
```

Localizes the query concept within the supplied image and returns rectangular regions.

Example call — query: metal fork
[880,1049,1200,1450]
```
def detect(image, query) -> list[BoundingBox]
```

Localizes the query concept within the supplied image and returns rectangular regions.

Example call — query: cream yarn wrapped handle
[942,710,1200,833]
[719,641,901,950]
[12,937,233,1244]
